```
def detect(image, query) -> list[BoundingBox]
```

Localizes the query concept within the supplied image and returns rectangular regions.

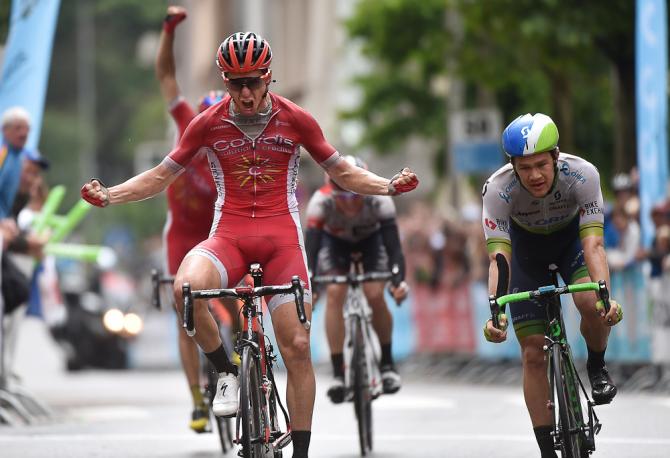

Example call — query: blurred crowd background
[1,0,669,394]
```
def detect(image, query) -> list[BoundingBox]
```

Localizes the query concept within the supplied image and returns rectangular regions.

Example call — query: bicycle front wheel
[240,346,264,458]
[552,347,582,458]
[352,318,372,456]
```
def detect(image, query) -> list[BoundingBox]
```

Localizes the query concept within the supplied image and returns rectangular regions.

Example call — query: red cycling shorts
[185,211,311,312]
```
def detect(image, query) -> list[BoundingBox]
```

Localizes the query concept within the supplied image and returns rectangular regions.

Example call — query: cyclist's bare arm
[82,163,178,206]
[155,6,186,103]
[581,235,609,289]
[582,234,621,324]
[327,158,418,196]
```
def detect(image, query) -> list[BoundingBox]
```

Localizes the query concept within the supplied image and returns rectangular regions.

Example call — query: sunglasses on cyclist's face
[225,76,265,92]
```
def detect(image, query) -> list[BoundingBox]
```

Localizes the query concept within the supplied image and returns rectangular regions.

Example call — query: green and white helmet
[502,113,559,157]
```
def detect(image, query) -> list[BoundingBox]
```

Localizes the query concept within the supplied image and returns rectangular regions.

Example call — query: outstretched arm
[155,6,187,103]
[81,163,178,207]
[327,158,418,196]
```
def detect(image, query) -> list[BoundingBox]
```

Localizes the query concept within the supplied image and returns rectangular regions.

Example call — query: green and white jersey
[481,152,604,254]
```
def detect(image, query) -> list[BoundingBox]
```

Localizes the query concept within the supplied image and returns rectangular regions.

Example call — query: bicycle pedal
[273,431,292,449]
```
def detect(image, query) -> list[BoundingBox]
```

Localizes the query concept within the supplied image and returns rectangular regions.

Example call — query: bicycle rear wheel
[552,347,582,458]
[206,362,233,453]
[352,318,372,456]
[240,346,265,458]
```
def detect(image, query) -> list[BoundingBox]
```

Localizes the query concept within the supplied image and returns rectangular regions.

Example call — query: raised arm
[155,6,187,104]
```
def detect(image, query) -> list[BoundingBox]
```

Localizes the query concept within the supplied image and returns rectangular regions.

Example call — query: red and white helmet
[216,32,272,74]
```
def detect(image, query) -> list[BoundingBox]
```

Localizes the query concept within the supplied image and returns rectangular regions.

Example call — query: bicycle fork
[544,337,600,453]
[344,315,382,400]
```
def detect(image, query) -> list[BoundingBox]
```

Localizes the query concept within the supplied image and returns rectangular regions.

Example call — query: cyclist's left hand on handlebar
[388,168,419,195]
[80,179,110,207]
[483,314,508,343]
[389,281,409,304]
[596,298,624,326]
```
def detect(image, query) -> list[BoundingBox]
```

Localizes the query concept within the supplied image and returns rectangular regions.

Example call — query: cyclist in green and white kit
[482,113,623,458]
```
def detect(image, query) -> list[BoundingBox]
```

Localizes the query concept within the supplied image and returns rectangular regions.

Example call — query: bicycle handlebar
[312,271,393,285]
[313,268,405,306]
[184,275,311,333]
[489,280,611,330]
[151,269,175,310]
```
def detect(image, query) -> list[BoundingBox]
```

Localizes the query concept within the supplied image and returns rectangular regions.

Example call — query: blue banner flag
[636,0,669,247]
[0,0,61,150]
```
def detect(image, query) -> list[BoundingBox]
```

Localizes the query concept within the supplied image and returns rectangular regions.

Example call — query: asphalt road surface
[1,366,669,458]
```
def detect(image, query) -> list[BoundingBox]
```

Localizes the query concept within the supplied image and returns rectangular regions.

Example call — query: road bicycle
[151,269,234,454]
[489,258,611,458]
[312,256,397,456]
[182,264,309,458]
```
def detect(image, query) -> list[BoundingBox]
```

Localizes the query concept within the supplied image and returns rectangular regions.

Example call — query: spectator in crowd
[606,207,640,271]
[604,172,638,249]
[646,202,670,278]
[1,107,32,218]
[13,150,50,226]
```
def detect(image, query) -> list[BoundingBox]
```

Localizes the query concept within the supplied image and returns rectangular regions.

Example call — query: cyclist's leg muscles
[519,334,552,425]
[325,283,348,365]
[509,243,552,426]
[174,240,246,353]
[263,221,315,432]
[361,232,393,344]
[320,234,351,376]
[270,300,315,430]
[362,282,391,343]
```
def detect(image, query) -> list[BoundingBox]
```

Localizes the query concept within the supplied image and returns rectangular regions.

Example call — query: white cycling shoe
[381,365,401,394]
[212,372,239,417]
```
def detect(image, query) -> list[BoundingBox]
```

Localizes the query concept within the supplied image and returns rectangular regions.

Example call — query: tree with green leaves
[344,0,635,186]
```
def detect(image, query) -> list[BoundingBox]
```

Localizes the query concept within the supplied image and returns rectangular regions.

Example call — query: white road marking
[67,406,151,421]
[2,433,669,446]
[374,396,456,410]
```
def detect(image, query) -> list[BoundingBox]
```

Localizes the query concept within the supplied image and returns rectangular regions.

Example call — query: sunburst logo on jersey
[232,154,282,188]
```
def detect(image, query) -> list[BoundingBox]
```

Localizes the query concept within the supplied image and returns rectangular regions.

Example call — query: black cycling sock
[205,344,238,376]
[586,346,606,370]
[291,430,311,458]
[381,343,393,367]
[533,425,557,458]
[331,353,344,378]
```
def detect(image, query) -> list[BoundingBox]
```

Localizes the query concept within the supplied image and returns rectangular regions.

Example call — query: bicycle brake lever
[489,295,500,329]
[597,280,611,314]
[291,276,310,330]
[182,283,196,337]
[151,269,161,310]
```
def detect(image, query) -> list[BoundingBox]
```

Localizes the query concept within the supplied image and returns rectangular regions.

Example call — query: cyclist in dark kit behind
[305,155,409,404]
